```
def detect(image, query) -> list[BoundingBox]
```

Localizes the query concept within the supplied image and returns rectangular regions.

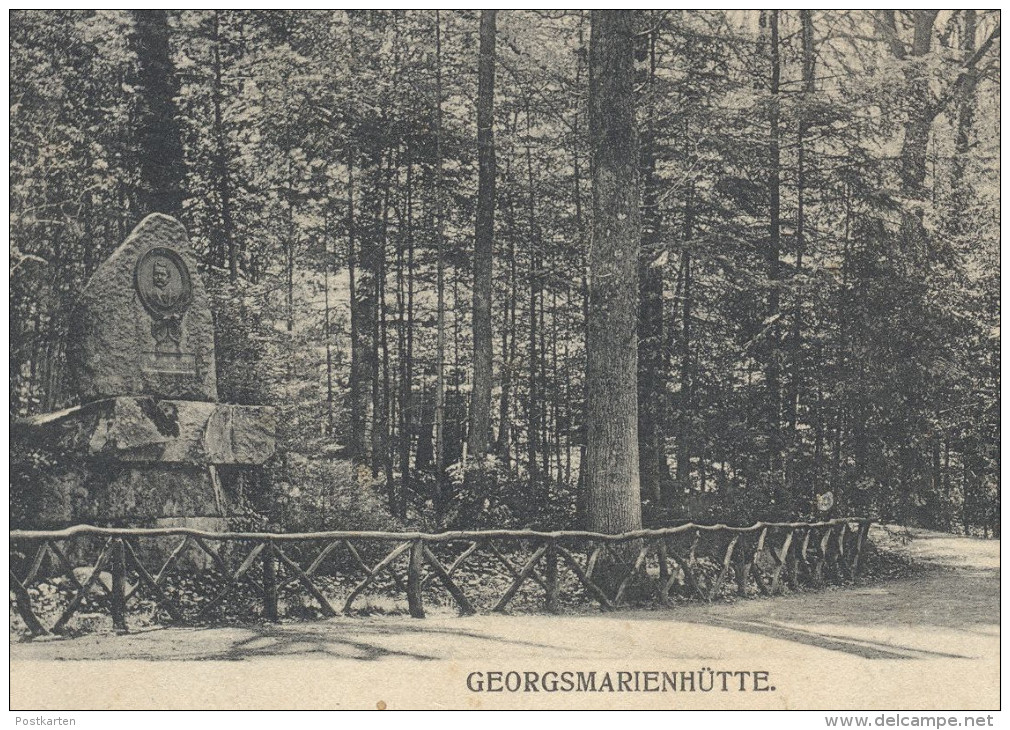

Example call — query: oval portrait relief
[135,247,193,317]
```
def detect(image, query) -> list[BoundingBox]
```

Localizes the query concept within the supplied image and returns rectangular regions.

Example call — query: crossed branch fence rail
[10,518,870,638]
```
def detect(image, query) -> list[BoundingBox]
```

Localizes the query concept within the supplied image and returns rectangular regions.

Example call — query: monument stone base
[11,214,276,574]
[12,398,274,572]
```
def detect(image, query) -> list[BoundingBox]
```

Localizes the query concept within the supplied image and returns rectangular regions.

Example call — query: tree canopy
[10,10,1000,536]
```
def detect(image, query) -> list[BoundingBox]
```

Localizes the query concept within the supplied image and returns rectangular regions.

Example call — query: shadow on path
[22,617,572,662]
[690,617,969,660]
[201,625,439,662]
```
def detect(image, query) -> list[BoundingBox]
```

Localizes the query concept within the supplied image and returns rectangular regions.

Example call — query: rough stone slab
[12,464,224,526]
[66,214,218,402]
[15,397,276,466]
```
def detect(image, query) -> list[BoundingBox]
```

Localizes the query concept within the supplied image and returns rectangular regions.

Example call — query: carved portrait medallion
[135,247,193,317]
[136,247,193,354]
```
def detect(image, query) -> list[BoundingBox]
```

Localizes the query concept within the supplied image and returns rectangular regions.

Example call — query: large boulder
[66,214,217,402]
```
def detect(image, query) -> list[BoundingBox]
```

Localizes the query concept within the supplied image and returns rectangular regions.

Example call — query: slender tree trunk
[433,10,448,507]
[355,147,385,480]
[765,9,783,476]
[677,247,692,491]
[285,163,296,334]
[323,208,334,433]
[789,9,814,441]
[395,153,408,516]
[585,10,642,533]
[699,448,707,492]
[676,172,695,495]
[399,152,416,519]
[834,179,852,495]
[563,321,572,487]
[551,289,562,479]
[348,143,374,468]
[571,14,589,522]
[525,101,541,484]
[452,268,463,463]
[637,17,666,507]
[469,9,496,462]
[929,436,942,529]
[539,279,549,479]
[376,147,394,495]
[496,160,517,464]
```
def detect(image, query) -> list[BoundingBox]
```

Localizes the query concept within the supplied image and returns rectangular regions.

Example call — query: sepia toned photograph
[9,9,1000,714]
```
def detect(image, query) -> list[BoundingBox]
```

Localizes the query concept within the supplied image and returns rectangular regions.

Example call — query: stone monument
[11,214,275,538]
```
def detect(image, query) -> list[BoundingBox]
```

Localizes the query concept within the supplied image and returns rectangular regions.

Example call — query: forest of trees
[10,10,1000,536]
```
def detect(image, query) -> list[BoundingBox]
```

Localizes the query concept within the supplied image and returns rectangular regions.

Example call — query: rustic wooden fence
[10,518,870,637]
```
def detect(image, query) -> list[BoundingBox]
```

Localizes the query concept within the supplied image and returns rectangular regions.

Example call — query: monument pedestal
[10,215,276,569]
[13,397,274,527]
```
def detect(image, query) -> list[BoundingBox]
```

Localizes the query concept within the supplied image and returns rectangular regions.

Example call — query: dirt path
[10,527,999,710]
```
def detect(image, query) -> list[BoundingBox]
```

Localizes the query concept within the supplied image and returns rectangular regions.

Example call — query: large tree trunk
[469,9,496,461]
[133,9,186,218]
[585,10,642,534]
[882,10,938,523]
[952,10,977,201]
[883,10,939,258]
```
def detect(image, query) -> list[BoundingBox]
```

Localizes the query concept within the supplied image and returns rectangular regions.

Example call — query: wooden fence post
[657,540,670,583]
[791,528,808,587]
[110,537,128,634]
[544,540,560,614]
[851,520,870,577]
[263,540,279,621]
[814,527,831,586]
[10,568,49,637]
[769,529,793,594]
[656,539,673,606]
[407,539,426,618]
